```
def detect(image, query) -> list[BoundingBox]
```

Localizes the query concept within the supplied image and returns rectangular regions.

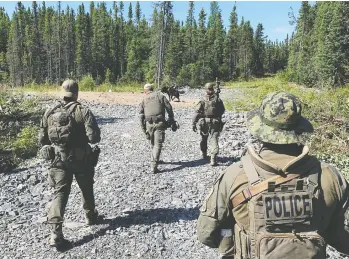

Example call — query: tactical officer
[192,83,225,166]
[39,80,101,248]
[197,91,349,258]
[139,83,175,173]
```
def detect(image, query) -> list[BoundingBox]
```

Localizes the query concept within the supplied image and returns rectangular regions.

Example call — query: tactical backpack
[231,153,326,259]
[204,95,219,117]
[47,102,80,147]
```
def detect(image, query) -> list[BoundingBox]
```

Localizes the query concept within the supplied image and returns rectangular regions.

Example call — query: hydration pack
[47,102,79,147]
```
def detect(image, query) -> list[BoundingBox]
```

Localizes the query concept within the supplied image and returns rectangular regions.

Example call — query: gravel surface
[0,89,347,259]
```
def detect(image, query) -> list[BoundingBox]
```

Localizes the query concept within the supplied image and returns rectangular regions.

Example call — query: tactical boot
[85,209,99,225]
[49,224,69,248]
[210,155,217,166]
[202,151,209,160]
[150,163,160,174]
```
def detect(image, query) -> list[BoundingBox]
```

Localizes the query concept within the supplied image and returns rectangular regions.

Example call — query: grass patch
[0,92,43,170]
[226,75,349,178]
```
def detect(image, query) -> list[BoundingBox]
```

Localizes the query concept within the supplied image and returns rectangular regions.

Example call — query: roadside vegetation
[0,92,43,171]
[226,75,349,178]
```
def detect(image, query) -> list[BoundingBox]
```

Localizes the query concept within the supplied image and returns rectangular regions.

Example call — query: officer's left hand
[192,124,197,132]
[145,132,151,140]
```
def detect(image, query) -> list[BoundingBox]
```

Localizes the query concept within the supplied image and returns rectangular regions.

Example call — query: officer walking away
[192,82,225,166]
[197,91,349,259]
[38,79,101,248]
[139,83,175,173]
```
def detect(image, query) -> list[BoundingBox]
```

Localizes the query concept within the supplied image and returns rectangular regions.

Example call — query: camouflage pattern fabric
[192,91,225,157]
[246,91,313,144]
[139,91,174,171]
[197,144,349,258]
[39,102,101,225]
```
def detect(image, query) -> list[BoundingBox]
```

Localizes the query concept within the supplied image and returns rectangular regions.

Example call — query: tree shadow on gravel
[160,159,208,172]
[71,207,200,250]
[95,116,128,125]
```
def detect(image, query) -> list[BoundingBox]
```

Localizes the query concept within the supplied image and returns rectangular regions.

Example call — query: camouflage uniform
[139,84,174,173]
[192,83,225,166]
[39,80,101,247]
[197,92,349,258]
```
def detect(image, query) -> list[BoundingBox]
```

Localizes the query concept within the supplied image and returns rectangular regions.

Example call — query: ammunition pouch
[145,115,164,124]
[40,145,55,161]
[90,145,101,167]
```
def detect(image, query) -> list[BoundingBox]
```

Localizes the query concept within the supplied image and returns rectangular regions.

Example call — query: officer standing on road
[192,82,225,166]
[139,83,175,173]
[39,79,101,248]
[197,91,349,258]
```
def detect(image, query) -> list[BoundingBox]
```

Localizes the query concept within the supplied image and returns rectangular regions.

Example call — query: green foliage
[12,125,39,159]
[79,74,95,91]
[227,77,349,177]
[2,2,288,88]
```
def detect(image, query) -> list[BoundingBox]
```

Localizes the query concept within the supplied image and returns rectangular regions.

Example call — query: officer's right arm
[323,165,349,255]
[197,164,242,249]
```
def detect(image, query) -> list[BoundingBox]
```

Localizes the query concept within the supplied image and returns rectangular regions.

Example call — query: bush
[12,125,39,159]
[79,74,95,91]
[225,76,349,179]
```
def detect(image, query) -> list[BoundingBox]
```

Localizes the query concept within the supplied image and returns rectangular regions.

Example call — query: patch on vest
[263,192,313,225]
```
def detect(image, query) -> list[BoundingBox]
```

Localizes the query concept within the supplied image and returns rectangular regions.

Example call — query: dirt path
[30,91,200,108]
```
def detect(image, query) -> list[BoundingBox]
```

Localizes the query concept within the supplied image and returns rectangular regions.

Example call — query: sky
[0,1,301,41]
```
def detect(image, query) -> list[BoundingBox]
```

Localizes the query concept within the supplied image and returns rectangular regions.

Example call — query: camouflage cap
[62,79,79,98]
[246,91,313,144]
[144,83,153,91]
[205,83,214,90]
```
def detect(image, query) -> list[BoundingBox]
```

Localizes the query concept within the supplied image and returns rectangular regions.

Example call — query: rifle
[215,77,221,97]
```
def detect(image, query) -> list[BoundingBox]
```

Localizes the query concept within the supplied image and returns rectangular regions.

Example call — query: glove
[145,131,151,140]
[192,124,197,132]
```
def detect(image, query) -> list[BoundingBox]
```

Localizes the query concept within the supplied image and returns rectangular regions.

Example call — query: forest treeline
[0,1,348,88]
[0,1,288,87]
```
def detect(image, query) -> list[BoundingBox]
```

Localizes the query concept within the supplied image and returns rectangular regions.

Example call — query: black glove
[192,124,197,132]
[145,132,151,140]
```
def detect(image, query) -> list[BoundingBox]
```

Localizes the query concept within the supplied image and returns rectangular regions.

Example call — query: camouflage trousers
[47,160,96,224]
[146,121,167,167]
[199,118,221,156]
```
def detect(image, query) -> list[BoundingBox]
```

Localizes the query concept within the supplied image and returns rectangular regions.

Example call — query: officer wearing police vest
[192,82,225,166]
[139,83,175,173]
[197,91,349,258]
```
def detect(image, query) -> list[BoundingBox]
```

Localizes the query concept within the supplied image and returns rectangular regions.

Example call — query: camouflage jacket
[39,101,101,148]
[138,91,174,132]
[192,93,225,125]
[197,144,349,256]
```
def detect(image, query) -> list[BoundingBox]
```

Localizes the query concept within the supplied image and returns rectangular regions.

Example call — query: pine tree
[253,23,265,76]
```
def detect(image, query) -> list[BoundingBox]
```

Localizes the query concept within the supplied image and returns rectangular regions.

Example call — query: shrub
[79,74,95,91]
[12,125,39,159]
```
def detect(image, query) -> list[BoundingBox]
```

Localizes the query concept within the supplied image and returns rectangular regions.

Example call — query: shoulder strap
[231,173,300,208]
[46,103,63,118]
[241,155,261,186]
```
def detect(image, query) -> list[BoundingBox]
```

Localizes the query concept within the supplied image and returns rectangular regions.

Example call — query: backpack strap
[241,154,261,186]
[46,103,63,118]
[231,173,300,208]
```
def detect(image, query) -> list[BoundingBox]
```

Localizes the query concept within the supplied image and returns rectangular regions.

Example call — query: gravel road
[0,89,347,259]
